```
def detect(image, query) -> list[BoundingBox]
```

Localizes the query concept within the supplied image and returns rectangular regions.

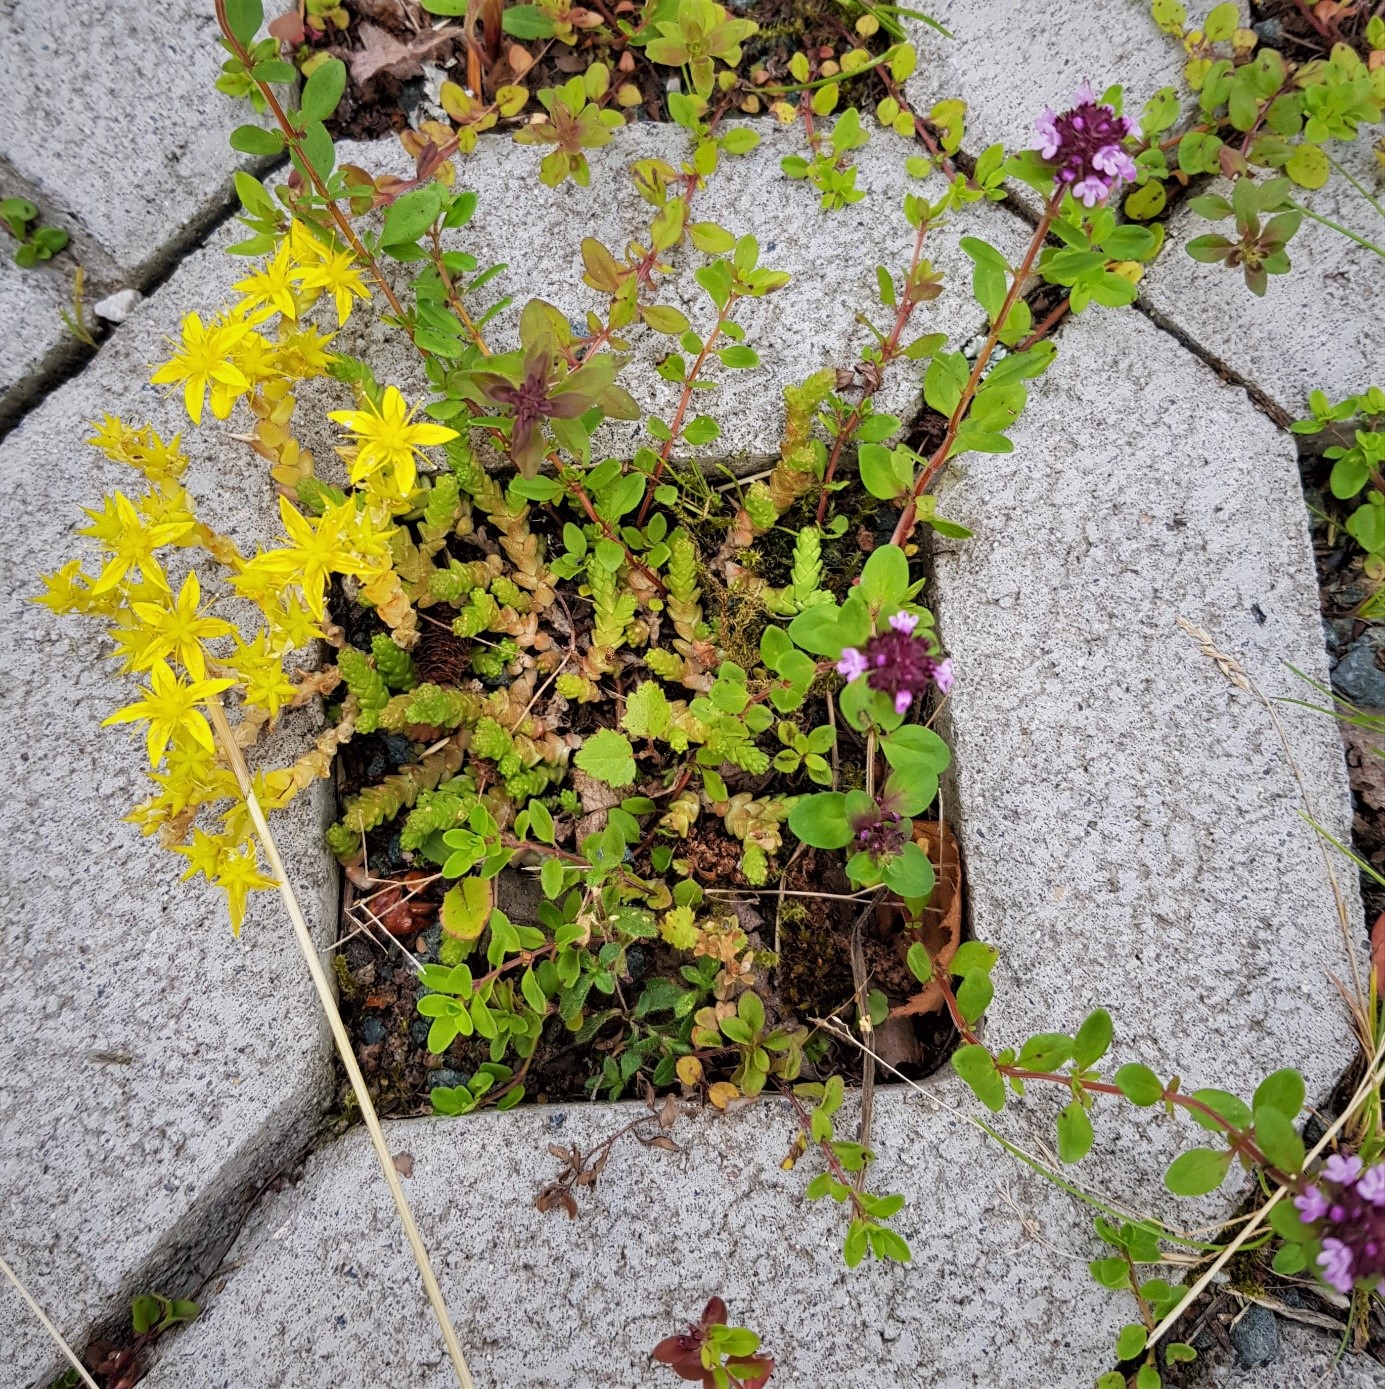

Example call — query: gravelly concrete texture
[1141,136,1385,421]
[0,252,82,425]
[0,0,269,282]
[336,125,1029,468]
[931,305,1361,1213]
[136,1095,1141,1389]
[0,237,337,1388]
[137,307,1360,1386]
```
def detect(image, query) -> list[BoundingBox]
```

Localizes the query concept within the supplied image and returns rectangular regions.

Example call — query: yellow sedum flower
[88,417,189,484]
[226,631,299,718]
[328,386,457,498]
[129,571,235,679]
[239,495,370,619]
[233,240,300,321]
[273,324,336,379]
[214,844,277,934]
[150,311,254,424]
[102,659,235,766]
[293,244,370,326]
[80,491,195,594]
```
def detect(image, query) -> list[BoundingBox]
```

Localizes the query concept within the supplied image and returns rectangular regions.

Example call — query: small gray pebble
[1230,1304,1280,1369]
[359,1016,387,1045]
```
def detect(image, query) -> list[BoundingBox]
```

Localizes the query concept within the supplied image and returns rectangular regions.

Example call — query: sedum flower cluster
[37,223,449,930]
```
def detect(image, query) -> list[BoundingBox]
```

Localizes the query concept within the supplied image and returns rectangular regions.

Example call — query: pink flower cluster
[1294,1153,1385,1294]
[836,611,954,715]
[1034,80,1139,207]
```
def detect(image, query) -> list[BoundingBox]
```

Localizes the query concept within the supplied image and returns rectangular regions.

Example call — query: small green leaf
[574,728,637,788]
[1115,1323,1148,1359]
[1072,1008,1113,1069]
[300,57,346,124]
[1056,1101,1094,1163]
[1252,1068,1305,1120]
[1253,1105,1305,1174]
[1163,1147,1233,1196]
[1114,1063,1164,1107]
[229,124,285,156]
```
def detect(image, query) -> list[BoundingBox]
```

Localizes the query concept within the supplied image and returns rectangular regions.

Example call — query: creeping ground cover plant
[31,0,1385,1380]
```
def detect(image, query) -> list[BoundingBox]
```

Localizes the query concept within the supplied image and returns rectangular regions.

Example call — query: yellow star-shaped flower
[328,386,458,499]
[213,844,277,935]
[102,659,235,766]
[129,571,235,678]
[233,240,300,321]
[150,312,252,425]
[79,491,194,594]
[239,495,367,619]
[293,244,371,326]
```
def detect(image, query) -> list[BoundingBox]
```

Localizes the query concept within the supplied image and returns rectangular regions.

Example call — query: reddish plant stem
[428,224,493,355]
[875,68,964,186]
[780,1087,871,1222]
[634,297,737,528]
[558,461,668,596]
[889,188,1063,547]
[1016,294,1071,352]
[928,963,1288,1182]
[214,0,411,326]
[815,216,931,526]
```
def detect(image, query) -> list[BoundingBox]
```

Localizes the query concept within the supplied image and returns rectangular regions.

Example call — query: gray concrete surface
[0,251,82,425]
[338,124,1030,468]
[0,0,269,282]
[1197,1314,1382,1387]
[0,230,338,1387]
[1142,136,1385,422]
[902,0,1207,211]
[933,306,1360,1216]
[138,1093,1139,1389]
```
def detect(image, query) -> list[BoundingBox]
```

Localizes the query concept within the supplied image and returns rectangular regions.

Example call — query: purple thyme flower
[1033,81,1139,208]
[1324,1154,1364,1186]
[835,610,951,713]
[1359,1165,1385,1207]
[1295,1156,1385,1295]
[1318,1237,1355,1295]
[836,647,868,681]
[1295,1185,1329,1222]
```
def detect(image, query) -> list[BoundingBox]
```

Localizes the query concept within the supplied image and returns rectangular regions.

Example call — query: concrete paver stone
[1142,136,1385,421]
[0,0,268,281]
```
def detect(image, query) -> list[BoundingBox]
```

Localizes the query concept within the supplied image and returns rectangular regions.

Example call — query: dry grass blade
[206,698,475,1389]
[0,1252,101,1389]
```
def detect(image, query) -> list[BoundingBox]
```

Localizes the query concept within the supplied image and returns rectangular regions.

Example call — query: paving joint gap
[0,159,282,443]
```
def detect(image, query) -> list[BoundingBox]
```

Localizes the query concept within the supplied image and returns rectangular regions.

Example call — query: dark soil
[287,0,897,145]
[1254,0,1381,64]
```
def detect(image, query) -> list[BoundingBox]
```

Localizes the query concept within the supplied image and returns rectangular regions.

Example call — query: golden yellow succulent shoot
[213,844,277,934]
[172,827,230,884]
[273,323,337,380]
[226,631,299,718]
[293,244,371,326]
[34,559,106,617]
[150,311,255,424]
[102,658,235,766]
[239,495,370,620]
[79,490,195,594]
[233,239,300,321]
[328,386,458,499]
[88,417,189,485]
[128,571,235,679]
